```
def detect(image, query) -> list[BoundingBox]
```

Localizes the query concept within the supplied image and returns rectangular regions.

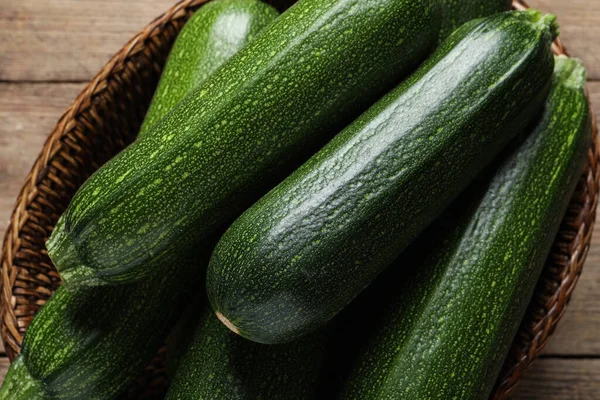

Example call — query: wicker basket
[0,0,597,398]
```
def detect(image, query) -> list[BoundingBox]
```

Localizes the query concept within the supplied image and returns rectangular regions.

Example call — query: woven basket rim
[0,1,598,399]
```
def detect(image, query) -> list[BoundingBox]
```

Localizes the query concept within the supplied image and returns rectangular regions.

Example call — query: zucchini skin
[340,56,592,400]
[46,0,441,288]
[0,256,202,400]
[207,10,558,344]
[439,0,512,41]
[165,306,326,400]
[139,0,279,136]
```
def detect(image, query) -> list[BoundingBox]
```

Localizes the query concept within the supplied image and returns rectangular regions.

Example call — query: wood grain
[0,0,599,81]
[511,358,600,399]
[0,0,173,81]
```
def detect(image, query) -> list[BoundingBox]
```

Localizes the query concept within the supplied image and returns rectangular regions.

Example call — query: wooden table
[0,1,598,398]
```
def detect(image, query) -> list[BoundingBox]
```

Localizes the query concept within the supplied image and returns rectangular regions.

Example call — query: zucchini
[340,55,592,400]
[439,0,512,41]
[46,0,441,288]
[207,10,558,344]
[0,256,202,400]
[165,305,326,400]
[139,0,279,136]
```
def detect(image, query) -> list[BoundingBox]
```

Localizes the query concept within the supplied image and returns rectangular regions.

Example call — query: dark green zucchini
[165,305,326,400]
[439,0,512,41]
[46,0,441,288]
[0,255,202,400]
[340,55,592,400]
[206,10,558,344]
[139,0,279,136]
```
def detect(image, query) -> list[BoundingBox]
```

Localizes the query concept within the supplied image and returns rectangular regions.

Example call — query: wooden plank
[0,0,173,81]
[0,358,9,384]
[0,83,83,241]
[511,358,600,399]
[0,0,599,81]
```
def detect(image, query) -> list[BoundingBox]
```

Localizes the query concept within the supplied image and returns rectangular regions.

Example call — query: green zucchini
[46,0,441,288]
[0,256,202,400]
[439,0,512,41]
[139,0,279,136]
[340,55,592,400]
[207,10,558,344]
[165,305,326,400]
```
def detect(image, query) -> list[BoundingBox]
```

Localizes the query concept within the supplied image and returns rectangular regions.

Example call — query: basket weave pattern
[0,0,597,398]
